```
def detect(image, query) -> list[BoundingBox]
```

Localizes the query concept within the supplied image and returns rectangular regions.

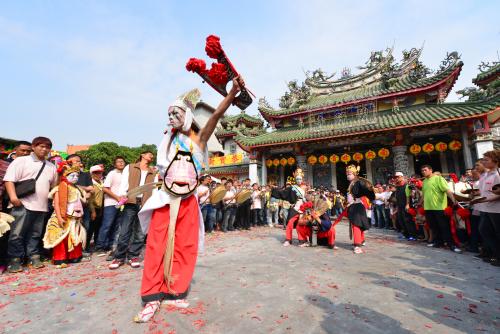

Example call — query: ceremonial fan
[186,35,254,110]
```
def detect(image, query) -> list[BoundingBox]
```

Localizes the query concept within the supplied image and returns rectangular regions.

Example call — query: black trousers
[8,206,47,259]
[86,207,103,251]
[468,213,481,251]
[397,206,417,238]
[236,201,251,229]
[425,210,453,246]
[479,212,500,259]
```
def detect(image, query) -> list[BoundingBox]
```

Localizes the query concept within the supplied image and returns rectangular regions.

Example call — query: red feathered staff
[186,35,254,110]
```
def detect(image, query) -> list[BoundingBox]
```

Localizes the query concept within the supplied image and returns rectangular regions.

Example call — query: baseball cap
[90,165,104,173]
[394,172,404,177]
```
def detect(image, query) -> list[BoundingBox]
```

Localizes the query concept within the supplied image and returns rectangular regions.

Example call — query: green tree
[77,142,157,171]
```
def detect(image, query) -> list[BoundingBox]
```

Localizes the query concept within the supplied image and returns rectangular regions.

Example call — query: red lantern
[422,143,434,154]
[308,155,317,165]
[365,150,376,161]
[280,158,288,167]
[318,155,328,165]
[329,154,339,164]
[341,153,351,164]
[353,152,364,163]
[435,142,447,152]
[272,158,280,167]
[378,148,390,159]
[409,144,421,155]
[449,140,462,151]
[287,157,296,165]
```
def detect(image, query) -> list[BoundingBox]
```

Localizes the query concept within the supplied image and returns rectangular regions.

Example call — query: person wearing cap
[86,165,105,252]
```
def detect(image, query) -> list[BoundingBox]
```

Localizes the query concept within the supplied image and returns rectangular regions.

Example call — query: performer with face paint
[346,165,375,254]
[43,163,87,268]
[271,168,309,246]
[133,77,244,323]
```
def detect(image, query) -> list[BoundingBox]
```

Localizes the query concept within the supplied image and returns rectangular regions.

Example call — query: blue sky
[1,0,499,150]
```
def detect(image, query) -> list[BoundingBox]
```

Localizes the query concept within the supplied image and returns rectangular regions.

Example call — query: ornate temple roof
[259,49,462,121]
[215,112,265,139]
[236,99,500,150]
[472,61,500,87]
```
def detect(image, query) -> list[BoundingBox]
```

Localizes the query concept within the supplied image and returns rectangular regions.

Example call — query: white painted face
[346,173,355,181]
[66,172,79,184]
[295,176,303,184]
[168,106,186,130]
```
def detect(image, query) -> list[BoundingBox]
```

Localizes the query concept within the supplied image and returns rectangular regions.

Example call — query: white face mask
[66,172,79,184]
[168,106,186,130]
[295,176,303,184]
[347,174,355,181]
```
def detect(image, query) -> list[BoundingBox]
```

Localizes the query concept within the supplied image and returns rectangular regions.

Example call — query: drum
[235,189,252,204]
[209,185,227,204]
[448,181,471,202]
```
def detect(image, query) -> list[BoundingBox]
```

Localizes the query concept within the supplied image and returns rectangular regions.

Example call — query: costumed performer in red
[134,77,244,322]
[271,168,308,246]
[346,164,375,254]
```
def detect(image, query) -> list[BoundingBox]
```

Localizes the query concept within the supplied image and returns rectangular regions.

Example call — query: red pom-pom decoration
[205,35,222,59]
[56,161,68,174]
[449,173,459,184]
[408,208,417,217]
[417,207,425,216]
[207,63,228,85]
[444,206,453,217]
[299,201,313,212]
[186,58,207,74]
[457,207,470,219]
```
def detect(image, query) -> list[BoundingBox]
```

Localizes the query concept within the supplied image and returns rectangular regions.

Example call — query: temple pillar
[331,163,337,190]
[392,145,409,176]
[439,152,449,174]
[365,159,373,183]
[279,166,285,187]
[296,155,308,183]
[461,124,473,169]
[407,153,415,176]
[249,161,258,185]
[261,153,267,185]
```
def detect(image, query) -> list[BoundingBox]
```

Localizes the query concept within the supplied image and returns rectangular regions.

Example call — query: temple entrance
[312,163,331,188]
[414,153,441,175]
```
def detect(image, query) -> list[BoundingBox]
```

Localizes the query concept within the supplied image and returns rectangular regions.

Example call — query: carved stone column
[392,145,409,176]
[296,155,308,183]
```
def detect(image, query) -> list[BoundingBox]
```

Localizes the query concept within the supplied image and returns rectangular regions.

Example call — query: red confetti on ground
[456,292,463,299]
[425,324,432,328]
[9,284,53,296]
[0,301,12,309]
[252,316,262,321]
[111,329,118,334]
[192,319,206,330]
[0,275,20,284]
[436,294,444,298]
[85,289,97,297]
[327,284,339,289]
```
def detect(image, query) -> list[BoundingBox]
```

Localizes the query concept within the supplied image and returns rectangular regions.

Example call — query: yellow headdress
[293,168,305,178]
[346,164,360,175]
[57,162,80,177]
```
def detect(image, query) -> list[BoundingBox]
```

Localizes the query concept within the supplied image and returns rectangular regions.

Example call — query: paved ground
[0,222,499,334]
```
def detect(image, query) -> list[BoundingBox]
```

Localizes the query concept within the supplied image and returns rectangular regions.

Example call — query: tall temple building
[227,47,500,191]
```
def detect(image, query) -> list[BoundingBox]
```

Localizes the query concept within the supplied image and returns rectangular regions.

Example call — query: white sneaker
[353,246,364,254]
[162,299,189,308]
[283,240,291,247]
[299,242,310,248]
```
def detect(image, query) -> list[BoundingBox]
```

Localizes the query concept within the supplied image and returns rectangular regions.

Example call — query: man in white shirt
[475,150,500,266]
[251,183,262,226]
[220,179,236,232]
[198,175,215,233]
[95,156,125,254]
[109,152,156,270]
[4,137,57,272]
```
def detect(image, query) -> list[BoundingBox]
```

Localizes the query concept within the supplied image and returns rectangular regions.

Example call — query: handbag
[13,161,46,199]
